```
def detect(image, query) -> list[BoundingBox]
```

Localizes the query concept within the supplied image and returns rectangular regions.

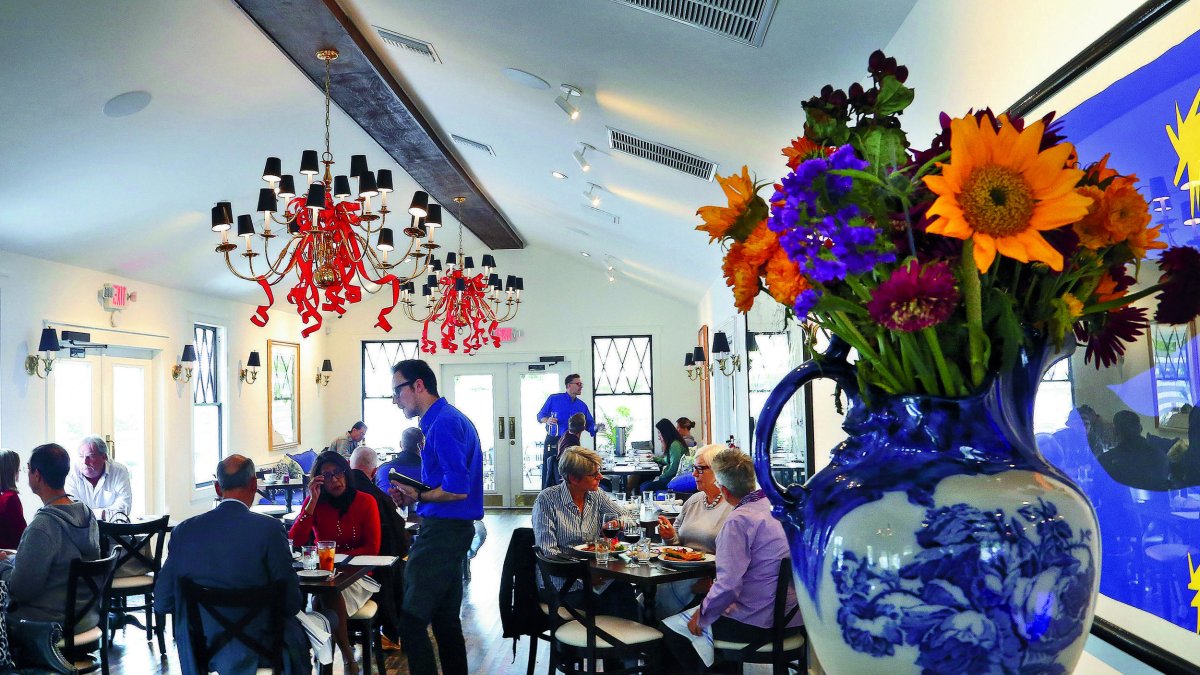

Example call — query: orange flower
[1083,153,1118,185]
[740,220,779,267]
[1072,176,1160,255]
[723,245,763,312]
[782,136,831,170]
[697,166,759,242]
[1073,185,1111,250]
[764,248,810,306]
[1094,272,1126,304]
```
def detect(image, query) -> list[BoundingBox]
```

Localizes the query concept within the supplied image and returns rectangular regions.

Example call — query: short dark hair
[350,421,367,432]
[392,359,439,397]
[401,427,425,452]
[216,455,256,490]
[30,443,70,489]
[565,373,581,386]
[676,417,695,431]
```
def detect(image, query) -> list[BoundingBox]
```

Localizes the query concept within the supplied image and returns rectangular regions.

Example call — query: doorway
[443,361,572,507]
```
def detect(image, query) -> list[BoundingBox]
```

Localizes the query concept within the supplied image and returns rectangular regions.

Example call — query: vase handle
[753,336,858,507]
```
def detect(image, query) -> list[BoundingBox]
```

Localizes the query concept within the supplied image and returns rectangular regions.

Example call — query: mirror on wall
[267,340,300,451]
[746,296,810,484]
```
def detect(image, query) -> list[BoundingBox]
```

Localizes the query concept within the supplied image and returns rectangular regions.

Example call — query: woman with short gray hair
[711,447,757,499]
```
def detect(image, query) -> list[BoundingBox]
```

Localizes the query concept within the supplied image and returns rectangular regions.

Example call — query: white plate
[571,542,628,556]
[658,549,715,566]
[297,569,333,579]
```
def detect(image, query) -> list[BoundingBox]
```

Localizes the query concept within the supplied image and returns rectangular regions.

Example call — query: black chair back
[533,551,636,660]
[98,515,169,575]
[714,558,806,673]
[63,552,119,653]
[180,578,286,675]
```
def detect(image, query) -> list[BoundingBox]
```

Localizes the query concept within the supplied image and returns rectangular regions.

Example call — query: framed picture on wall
[267,340,300,451]
[1147,320,1198,430]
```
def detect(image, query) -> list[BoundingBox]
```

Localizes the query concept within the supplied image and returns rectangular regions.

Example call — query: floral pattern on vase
[833,500,1095,674]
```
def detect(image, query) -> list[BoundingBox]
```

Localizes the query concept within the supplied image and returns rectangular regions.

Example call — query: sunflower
[697,166,762,242]
[922,114,1093,272]
[782,136,831,170]
[764,247,810,306]
[722,246,763,313]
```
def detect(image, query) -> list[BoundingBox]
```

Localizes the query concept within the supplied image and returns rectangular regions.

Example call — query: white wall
[0,249,329,521]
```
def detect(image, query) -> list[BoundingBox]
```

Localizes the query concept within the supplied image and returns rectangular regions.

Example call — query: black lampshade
[211,202,233,232]
[409,190,429,218]
[299,150,319,176]
[377,227,394,251]
[684,352,694,367]
[358,171,378,198]
[446,252,458,267]
[421,285,432,297]
[454,278,466,291]
[305,183,326,211]
[514,277,524,291]
[489,273,502,289]
[236,214,255,238]
[333,176,351,199]
[277,175,296,200]
[481,254,496,269]
[246,351,261,368]
[505,274,517,291]
[426,274,438,287]
[262,156,282,182]
[746,333,759,353]
[321,359,333,373]
[464,257,475,270]
[349,154,368,179]
[256,188,278,213]
[376,169,393,193]
[37,328,60,353]
[425,203,442,227]
[181,345,197,363]
[431,258,442,272]
[692,346,706,363]
[287,221,300,234]
[712,331,731,355]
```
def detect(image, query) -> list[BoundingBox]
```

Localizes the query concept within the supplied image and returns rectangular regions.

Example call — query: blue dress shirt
[417,397,484,521]
[535,393,595,436]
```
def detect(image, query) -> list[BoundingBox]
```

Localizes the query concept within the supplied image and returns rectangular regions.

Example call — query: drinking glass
[636,539,653,565]
[593,536,611,565]
[316,540,336,572]
[301,545,318,571]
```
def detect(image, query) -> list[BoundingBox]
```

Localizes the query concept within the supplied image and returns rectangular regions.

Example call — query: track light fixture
[555,84,582,121]
[573,143,593,172]
[584,183,601,207]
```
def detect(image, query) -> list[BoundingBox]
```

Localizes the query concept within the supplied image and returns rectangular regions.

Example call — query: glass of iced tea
[316,540,336,572]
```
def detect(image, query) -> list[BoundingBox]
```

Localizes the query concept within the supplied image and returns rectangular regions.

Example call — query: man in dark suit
[155,455,312,674]
[349,446,406,649]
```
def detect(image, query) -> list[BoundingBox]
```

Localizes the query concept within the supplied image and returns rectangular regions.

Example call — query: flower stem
[961,240,987,388]
[830,310,906,392]
[899,330,941,396]
[922,327,960,396]
[1082,284,1162,316]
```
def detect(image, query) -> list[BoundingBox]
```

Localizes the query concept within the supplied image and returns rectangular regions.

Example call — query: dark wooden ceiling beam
[231,0,524,249]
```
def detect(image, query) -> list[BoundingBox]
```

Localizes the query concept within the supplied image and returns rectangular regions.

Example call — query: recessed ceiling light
[103,90,152,118]
[502,67,551,90]
[551,171,568,180]
[580,251,591,257]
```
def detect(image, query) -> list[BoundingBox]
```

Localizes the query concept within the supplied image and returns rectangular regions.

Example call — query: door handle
[106,434,115,460]
[508,417,516,440]
[498,417,505,439]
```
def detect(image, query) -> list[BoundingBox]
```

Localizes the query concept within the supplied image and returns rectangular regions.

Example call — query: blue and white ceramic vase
[754,337,1099,674]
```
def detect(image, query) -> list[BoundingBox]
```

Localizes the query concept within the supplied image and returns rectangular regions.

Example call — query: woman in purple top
[664,448,803,671]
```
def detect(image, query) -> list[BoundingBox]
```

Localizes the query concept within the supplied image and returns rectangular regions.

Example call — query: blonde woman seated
[655,444,733,616]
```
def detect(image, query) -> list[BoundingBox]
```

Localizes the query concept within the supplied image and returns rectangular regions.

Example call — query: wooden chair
[711,558,807,674]
[348,599,387,675]
[180,578,286,675]
[535,550,662,674]
[98,515,170,655]
[62,551,120,675]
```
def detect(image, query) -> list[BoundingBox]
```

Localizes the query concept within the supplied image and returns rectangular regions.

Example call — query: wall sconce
[25,328,61,379]
[171,344,197,382]
[746,332,759,354]
[316,359,332,386]
[240,350,261,384]
[685,346,708,381]
[710,331,742,375]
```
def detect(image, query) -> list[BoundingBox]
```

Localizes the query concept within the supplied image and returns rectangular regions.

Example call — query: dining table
[565,547,716,624]
[258,476,310,512]
[603,462,661,497]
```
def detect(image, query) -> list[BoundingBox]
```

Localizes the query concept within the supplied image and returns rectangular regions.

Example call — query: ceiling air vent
[608,0,778,47]
[607,127,717,181]
[374,26,441,63]
[451,134,495,156]
[582,205,620,225]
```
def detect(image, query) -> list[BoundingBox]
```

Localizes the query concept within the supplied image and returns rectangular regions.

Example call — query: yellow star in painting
[1189,552,1200,634]
[1165,87,1200,222]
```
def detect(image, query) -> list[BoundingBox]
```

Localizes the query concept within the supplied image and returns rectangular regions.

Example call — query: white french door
[49,355,154,515]
[443,361,571,507]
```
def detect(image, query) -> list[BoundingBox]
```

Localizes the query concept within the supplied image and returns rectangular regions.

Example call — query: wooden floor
[104,510,788,674]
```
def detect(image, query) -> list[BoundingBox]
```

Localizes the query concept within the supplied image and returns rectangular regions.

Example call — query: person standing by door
[535,374,595,489]
[387,359,483,675]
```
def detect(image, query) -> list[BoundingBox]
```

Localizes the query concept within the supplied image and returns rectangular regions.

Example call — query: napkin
[347,555,399,566]
[295,609,333,665]
[662,608,714,666]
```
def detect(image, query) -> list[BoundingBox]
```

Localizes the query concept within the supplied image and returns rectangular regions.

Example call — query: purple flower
[866,261,960,332]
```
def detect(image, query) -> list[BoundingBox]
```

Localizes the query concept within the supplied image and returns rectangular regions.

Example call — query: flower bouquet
[702,51,1200,673]
[699,50,1200,398]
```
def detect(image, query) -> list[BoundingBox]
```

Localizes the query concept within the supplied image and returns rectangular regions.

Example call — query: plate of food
[572,541,628,556]
[297,569,333,579]
[658,547,715,566]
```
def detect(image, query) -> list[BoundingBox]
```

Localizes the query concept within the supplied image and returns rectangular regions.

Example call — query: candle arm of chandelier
[221,235,302,284]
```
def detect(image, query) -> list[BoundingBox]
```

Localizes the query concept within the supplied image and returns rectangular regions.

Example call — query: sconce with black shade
[172,344,197,383]
[240,350,261,384]
[316,359,332,386]
[25,328,61,379]
[710,331,742,375]
[685,346,708,381]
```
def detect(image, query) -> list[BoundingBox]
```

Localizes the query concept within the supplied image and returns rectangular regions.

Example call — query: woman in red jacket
[289,451,380,674]
[0,449,26,550]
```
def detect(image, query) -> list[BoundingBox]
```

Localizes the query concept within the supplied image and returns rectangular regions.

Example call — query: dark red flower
[1154,246,1200,324]
[1074,305,1148,368]
[867,261,960,332]
[1042,226,1080,260]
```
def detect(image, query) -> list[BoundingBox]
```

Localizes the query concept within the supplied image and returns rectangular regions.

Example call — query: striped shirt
[531,483,623,556]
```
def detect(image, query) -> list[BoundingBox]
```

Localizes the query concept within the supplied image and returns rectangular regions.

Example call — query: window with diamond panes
[362,340,420,452]
[193,324,224,487]
[592,336,653,455]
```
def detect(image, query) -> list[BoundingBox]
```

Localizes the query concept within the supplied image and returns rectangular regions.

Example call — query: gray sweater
[0,500,100,629]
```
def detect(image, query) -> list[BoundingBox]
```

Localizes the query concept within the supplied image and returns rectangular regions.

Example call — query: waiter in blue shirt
[536,373,596,488]
[388,359,483,675]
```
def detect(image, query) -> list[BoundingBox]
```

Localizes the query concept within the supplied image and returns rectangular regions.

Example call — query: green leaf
[874,75,915,116]
[859,127,909,169]
[991,289,1024,373]
[827,168,887,188]
[816,293,870,316]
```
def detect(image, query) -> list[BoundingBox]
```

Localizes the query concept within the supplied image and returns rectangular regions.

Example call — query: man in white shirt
[63,435,132,521]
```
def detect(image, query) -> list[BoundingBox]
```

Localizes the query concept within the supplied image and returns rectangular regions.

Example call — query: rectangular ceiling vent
[608,127,717,181]
[607,0,778,47]
[375,26,441,63]
[451,134,495,156]
[582,205,620,225]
